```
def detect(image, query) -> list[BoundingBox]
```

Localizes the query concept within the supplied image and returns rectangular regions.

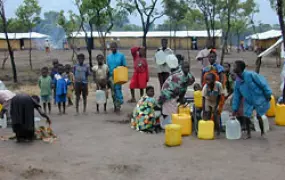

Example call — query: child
[92,54,109,113]
[38,67,52,114]
[65,64,75,106]
[50,59,59,105]
[128,46,149,103]
[54,65,70,115]
[223,62,234,99]
[202,73,223,136]
[193,83,203,121]
[131,86,160,133]
[74,54,90,114]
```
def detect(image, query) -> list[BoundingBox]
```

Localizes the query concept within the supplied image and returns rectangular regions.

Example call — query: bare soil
[0,49,285,180]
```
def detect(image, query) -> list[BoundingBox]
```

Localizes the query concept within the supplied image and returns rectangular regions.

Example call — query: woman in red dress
[128,46,149,103]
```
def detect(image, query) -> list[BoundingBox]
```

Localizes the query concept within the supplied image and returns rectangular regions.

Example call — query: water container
[165,124,182,147]
[221,111,230,127]
[252,116,261,132]
[198,120,214,140]
[0,80,7,90]
[160,115,172,129]
[252,115,269,132]
[0,114,7,129]
[194,91,203,108]
[266,95,276,117]
[34,117,41,129]
[172,114,192,136]
[95,90,106,105]
[0,104,2,112]
[226,117,241,140]
[275,104,285,126]
[178,105,190,115]
[113,66,128,84]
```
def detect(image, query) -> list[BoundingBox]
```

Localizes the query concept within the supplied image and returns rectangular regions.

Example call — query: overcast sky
[5,0,279,25]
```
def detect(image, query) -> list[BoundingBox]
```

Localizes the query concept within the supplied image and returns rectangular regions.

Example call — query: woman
[158,61,195,117]
[0,90,51,142]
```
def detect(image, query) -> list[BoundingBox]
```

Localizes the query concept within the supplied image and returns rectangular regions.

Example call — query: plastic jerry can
[266,95,276,117]
[165,124,182,147]
[252,115,269,132]
[226,117,241,140]
[194,91,203,108]
[221,111,230,127]
[172,114,192,136]
[0,114,7,129]
[198,120,214,140]
[0,104,2,111]
[95,90,106,105]
[113,66,128,84]
[275,104,285,126]
[178,105,190,115]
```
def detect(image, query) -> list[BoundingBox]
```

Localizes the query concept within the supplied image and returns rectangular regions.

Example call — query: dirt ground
[0,49,285,180]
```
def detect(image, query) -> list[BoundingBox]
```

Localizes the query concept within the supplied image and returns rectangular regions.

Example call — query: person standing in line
[107,42,127,112]
[74,54,90,115]
[38,67,52,114]
[50,59,59,105]
[65,64,75,106]
[128,46,149,103]
[232,60,272,139]
[155,38,173,88]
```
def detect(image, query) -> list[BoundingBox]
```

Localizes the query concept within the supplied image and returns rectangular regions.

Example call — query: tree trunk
[186,25,191,68]
[277,0,285,51]
[142,32,147,50]
[237,33,240,53]
[203,13,211,46]
[174,27,177,53]
[29,30,32,69]
[1,51,8,69]
[220,5,231,65]
[255,57,262,73]
[169,19,172,49]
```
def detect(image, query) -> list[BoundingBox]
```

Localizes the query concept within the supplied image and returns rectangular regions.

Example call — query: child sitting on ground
[131,86,161,133]
[65,64,75,106]
[202,73,223,136]
[38,67,52,114]
[92,54,109,113]
[54,64,70,115]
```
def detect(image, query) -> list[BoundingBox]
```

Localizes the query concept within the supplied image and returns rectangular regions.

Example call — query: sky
[4,0,279,26]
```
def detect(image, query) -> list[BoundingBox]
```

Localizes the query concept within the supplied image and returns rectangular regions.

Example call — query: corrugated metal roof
[246,30,281,40]
[0,32,49,39]
[71,30,223,38]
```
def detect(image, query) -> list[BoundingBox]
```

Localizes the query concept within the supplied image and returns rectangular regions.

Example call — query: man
[232,60,272,139]
[107,42,127,112]
[155,38,173,88]
[45,39,50,55]
[74,54,90,115]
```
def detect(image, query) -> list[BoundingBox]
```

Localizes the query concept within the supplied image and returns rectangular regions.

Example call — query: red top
[131,47,149,77]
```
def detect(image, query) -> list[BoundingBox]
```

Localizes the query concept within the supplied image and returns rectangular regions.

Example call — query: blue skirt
[56,94,67,103]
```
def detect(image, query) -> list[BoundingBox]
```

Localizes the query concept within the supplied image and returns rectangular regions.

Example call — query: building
[69,30,222,50]
[245,30,281,51]
[0,32,49,50]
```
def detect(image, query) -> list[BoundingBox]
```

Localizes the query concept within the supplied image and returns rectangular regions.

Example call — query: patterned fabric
[158,71,195,106]
[225,72,234,95]
[131,96,160,131]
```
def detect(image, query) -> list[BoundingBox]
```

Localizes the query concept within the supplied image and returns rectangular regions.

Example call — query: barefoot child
[202,73,223,136]
[38,67,52,114]
[54,65,70,115]
[92,54,109,113]
[50,59,59,105]
[65,64,75,106]
[223,62,234,99]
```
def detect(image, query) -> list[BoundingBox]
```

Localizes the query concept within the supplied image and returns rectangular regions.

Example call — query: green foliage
[58,10,80,38]
[15,0,41,30]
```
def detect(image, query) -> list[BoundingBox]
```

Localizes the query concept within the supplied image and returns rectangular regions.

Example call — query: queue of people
[0,39,274,142]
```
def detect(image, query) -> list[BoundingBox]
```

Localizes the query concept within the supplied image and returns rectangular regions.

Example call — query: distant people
[232,60,272,139]
[38,67,52,114]
[154,38,173,88]
[107,42,127,112]
[128,46,149,103]
[45,39,50,55]
[74,54,90,115]
[92,54,109,113]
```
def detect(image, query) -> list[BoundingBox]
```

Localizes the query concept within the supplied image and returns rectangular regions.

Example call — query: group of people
[130,39,273,140]
[0,38,275,142]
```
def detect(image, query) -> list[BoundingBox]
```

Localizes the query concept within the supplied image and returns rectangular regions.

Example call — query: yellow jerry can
[178,105,190,115]
[0,104,2,112]
[172,114,192,136]
[165,124,182,147]
[198,120,214,140]
[113,66,128,84]
[194,91,203,108]
[275,104,285,126]
[266,95,276,117]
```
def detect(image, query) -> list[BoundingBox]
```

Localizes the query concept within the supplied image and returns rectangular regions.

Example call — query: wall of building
[0,39,21,50]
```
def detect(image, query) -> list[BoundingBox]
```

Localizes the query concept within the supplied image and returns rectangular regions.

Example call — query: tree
[16,0,41,70]
[0,0,17,82]
[112,10,130,30]
[164,0,188,52]
[58,10,81,64]
[119,0,164,50]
